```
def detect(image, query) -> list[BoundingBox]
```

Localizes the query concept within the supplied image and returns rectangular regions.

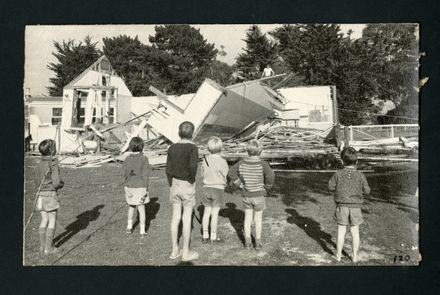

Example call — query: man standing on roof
[261,65,275,78]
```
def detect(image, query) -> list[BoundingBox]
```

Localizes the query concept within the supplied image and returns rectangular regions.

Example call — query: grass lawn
[23,156,419,266]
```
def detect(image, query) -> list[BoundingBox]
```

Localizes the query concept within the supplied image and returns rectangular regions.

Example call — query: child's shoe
[255,240,263,250]
[202,238,210,244]
[169,249,183,260]
[210,237,225,243]
[140,232,147,238]
[244,237,253,249]
[182,250,199,262]
[126,228,133,234]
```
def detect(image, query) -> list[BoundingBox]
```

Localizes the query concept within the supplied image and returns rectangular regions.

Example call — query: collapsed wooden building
[25,55,418,170]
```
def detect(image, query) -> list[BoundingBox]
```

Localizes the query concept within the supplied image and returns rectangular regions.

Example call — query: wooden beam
[148,85,185,113]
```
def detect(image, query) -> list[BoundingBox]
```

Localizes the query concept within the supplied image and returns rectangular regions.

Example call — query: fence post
[350,126,354,141]
[390,125,394,138]
[344,126,350,147]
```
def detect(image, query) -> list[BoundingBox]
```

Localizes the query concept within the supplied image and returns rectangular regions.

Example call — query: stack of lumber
[60,154,114,168]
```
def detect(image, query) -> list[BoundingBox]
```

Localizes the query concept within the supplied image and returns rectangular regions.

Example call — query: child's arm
[227,161,243,188]
[188,146,198,184]
[165,147,173,186]
[143,156,150,190]
[51,158,64,189]
[361,173,370,195]
[220,159,229,181]
[262,161,275,190]
[328,173,337,191]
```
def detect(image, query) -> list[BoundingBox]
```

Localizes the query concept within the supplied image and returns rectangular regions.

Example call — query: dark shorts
[201,187,224,208]
[242,196,266,211]
[334,206,363,226]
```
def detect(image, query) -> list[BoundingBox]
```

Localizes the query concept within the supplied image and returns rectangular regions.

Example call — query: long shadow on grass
[219,202,245,244]
[132,197,160,232]
[54,204,105,247]
[272,173,329,206]
[285,208,338,256]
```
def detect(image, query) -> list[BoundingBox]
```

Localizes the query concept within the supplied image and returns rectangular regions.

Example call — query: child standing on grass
[166,121,199,262]
[228,139,275,250]
[33,139,64,255]
[122,137,150,238]
[201,136,229,244]
[328,147,370,262]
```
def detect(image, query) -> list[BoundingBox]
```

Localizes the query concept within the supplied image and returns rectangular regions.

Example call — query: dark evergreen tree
[148,25,218,94]
[236,25,278,80]
[361,24,419,123]
[271,24,380,124]
[103,35,156,96]
[47,36,101,96]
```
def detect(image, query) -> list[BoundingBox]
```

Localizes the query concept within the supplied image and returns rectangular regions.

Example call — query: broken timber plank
[120,119,148,154]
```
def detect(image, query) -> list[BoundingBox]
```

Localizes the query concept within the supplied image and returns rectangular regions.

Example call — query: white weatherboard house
[26,56,159,152]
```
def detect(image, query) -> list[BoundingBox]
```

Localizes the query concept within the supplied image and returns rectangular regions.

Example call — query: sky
[24,24,366,96]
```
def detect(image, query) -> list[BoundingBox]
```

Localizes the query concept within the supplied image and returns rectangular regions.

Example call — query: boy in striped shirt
[228,140,275,249]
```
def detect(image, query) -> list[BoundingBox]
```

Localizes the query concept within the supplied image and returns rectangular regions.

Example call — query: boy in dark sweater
[166,121,199,262]
[228,140,275,250]
[328,147,370,262]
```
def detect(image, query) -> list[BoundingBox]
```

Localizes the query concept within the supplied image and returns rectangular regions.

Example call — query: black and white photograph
[23,24,419,266]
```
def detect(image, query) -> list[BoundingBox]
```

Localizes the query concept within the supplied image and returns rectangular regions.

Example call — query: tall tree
[236,25,277,80]
[103,35,156,96]
[271,24,379,124]
[361,24,419,123]
[148,25,218,94]
[47,36,101,96]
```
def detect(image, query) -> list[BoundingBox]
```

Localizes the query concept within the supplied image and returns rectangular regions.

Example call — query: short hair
[207,136,223,154]
[38,139,56,156]
[178,121,195,139]
[128,137,144,152]
[341,147,358,166]
[246,139,262,156]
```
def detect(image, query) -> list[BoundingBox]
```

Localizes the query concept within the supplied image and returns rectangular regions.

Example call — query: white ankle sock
[140,225,146,234]
[203,231,209,239]
[127,219,133,229]
[211,233,217,240]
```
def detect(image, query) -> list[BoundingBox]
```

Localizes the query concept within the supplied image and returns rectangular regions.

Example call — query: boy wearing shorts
[228,140,275,250]
[201,136,229,243]
[166,121,199,262]
[328,147,370,262]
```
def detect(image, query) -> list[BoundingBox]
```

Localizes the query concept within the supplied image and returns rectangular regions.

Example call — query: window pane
[109,107,114,115]
[79,108,85,116]
[52,118,61,125]
[52,108,62,116]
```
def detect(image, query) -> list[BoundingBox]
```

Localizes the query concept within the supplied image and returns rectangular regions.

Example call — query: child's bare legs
[137,205,146,234]
[181,205,194,258]
[254,210,263,240]
[210,207,220,240]
[170,203,182,256]
[45,211,57,254]
[202,206,212,239]
[244,209,254,246]
[336,224,346,261]
[350,225,360,262]
[39,211,49,253]
[126,205,135,231]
